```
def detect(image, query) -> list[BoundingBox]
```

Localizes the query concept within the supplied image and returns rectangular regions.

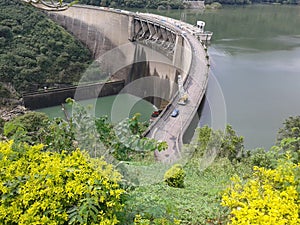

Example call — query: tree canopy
[0,0,91,98]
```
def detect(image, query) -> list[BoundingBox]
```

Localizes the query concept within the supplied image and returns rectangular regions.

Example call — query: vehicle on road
[151,109,162,118]
[171,109,179,117]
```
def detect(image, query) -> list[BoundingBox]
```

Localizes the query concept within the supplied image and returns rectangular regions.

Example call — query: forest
[0,0,91,103]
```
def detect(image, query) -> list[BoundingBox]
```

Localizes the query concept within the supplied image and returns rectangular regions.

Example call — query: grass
[121,156,252,224]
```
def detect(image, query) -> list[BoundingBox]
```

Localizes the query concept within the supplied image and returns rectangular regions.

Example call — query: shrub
[3,111,49,144]
[248,147,276,168]
[164,164,185,188]
[277,116,300,142]
[277,116,300,156]
[221,156,300,225]
[190,125,245,163]
[0,141,124,224]
[248,137,300,169]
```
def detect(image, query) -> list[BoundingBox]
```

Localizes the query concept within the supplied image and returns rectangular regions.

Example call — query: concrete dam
[46,5,209,163]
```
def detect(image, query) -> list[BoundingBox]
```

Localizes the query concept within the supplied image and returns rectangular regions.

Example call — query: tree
[0,25,13,40]
[190,125,245,163]
[277,116,300,151]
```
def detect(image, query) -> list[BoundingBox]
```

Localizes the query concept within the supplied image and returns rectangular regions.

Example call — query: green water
[37,94,156,123]
[139,5,300,149]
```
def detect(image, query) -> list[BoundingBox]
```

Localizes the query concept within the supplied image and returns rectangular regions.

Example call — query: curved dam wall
[46,6,192,109]
[44,5,209,161]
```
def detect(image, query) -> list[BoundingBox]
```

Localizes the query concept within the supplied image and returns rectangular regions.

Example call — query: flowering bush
[221,157,300,225]
[0,141,124,224]
[164,164,185,188]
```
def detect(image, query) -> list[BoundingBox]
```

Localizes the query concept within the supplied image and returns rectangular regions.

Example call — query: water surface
[144,5,300,149]
[37,94,156,123]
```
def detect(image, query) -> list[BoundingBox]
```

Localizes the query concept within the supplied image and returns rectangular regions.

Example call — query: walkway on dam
[143,14,209,163]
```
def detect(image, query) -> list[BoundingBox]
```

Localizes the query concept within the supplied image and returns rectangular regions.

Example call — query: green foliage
[164,164,185,188]
[67,99,103,158]
[0,25,13,40]
[189,125,246,163]
[232,140,300,170]
[121,184,181,224]
[277,116,300,152]
[68,0,185,9]
[123,158,250,224]
[68,99,166,160]
[220,125,245,161]
[248,147,276,168]
[0,82,20,105]
[3,111,50,144]
[40,117,76,154]
[2,110,79,154]
[0,0,91,97]
[0,83,11,98]
[2,99,166,161]
[81,62,107,83]
[0,140,124,224]
[222,155,300,225]
[134,214,181,225]
[247,116,300,169]
[110,115,167,160]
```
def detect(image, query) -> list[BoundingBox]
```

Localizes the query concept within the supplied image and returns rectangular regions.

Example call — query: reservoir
[135,5,300,150]
[199,5,300,150]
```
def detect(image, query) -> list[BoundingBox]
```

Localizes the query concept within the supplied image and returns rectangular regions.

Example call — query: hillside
[0,0,92,105]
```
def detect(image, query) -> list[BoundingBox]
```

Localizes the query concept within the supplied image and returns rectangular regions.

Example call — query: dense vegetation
[1,100,300,224]
[0,0,91,98]
[2,99,166,159]
[65,0,298,9]
[71,0,185,9]
[0,141,124,224]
